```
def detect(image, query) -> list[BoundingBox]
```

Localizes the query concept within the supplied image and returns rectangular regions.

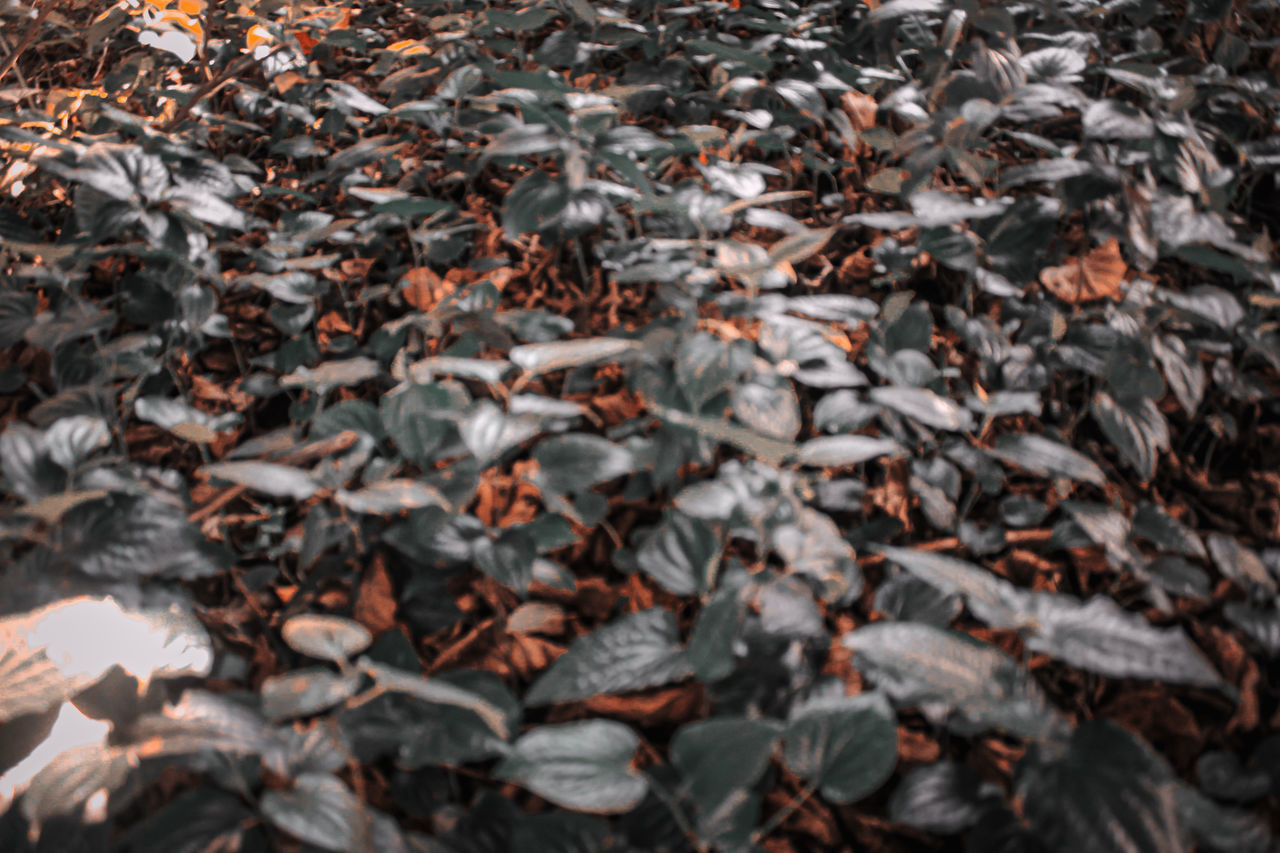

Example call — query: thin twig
[0,0,55,88]
[856,528,1055,568]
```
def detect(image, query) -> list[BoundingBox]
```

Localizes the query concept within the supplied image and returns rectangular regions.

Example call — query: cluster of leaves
[2,0,1279,850]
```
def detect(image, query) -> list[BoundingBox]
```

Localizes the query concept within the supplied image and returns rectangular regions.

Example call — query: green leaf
[783,692,898,803]
[1025,593,1223,686]
[461,401,544,465]
[1018,721,1188,853]
[888,762,997,834]
[509,337,642,377]
[1091,391,1169,482]
[731,375,801,441]
[651,403,799,466]
[768,225,838,265]
[201,461,319,500]
[533,433,635,494]
[688,585,744,683]
[261,773,371,853]
[1206,533,1276,596]
[380,384,455,463]
[771,507,860,603]
[796,434,902,467]
[495,720,648,813]
[841,622,1060,738]
[635,510,721,596]
[280,357,381,391]
[671,716,782,837]
[525,608,693,706]
[261,667,363,721]
[335,479,452,514]
[988,433,1107,486]
[359,659,513,740]
[876,545,1029,629]
[870,386,975,432]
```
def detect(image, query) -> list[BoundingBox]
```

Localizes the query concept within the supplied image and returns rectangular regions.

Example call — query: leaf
[1026,593,1221,686]
[358,659,513,740]
[1017,721,1189,853]
[495,720,648,813]
[533,433,635,494]
[650,403,799,465]
[870,386,975,431]
[796,434,902,467]
[461,401,544,464]
[281,615,372,664]
[767,225,837,265]
[1091,391,1169,482]
[261,668,363,720]
[509,337,642,377]
[1177,782,1274,853]
[379,384,453,463]
[671,717,782,829]
[841,622,1060,738]
[335,479,452,515]
[1083,99,1155,139]
[783,692,898,803]
[42,415,110,470]
[1151,334,1206,417]
[867,0,946,21]
[988,433,1106,486]
[405,356,513,385]
[261,773,371,853]
[1132,502,1207,559]
[135,396,237,443]
[731,376,801,441]
[1206,533,1277,595]
[771,507,860,602]
[12,714,130,828]
[635,510,722,596]
[876,546,1029,629]
[1039,238,1127,303]
[56,495,230,580]
[888,762,996,834]
[0,597,213,722]
[201,461,319,500]
[525,608,693,706]
[280,357,381,391]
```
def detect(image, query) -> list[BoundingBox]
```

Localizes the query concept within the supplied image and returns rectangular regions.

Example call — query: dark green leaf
[261,773,371,853]
[533,433,635,494]
[525,609,692,706]
[842,622,1060,738]
[495,720,647,814]
[635,510,721,596]
[783,691,898,803]
[1017,721,1188,853]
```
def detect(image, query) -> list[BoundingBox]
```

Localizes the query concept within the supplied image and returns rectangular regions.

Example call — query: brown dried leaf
[401,266,455,311]
[840,90,878,132]
[1038,238,1127,303]
[353,554,397,636]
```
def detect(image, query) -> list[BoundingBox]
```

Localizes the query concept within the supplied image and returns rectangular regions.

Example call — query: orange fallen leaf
[400,266,455,311]
[1039,237,1127,304]
[354,555,397,636]
[840,90,878,132]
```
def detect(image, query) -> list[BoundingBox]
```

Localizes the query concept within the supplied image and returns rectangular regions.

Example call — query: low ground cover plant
[1,0,1279,850]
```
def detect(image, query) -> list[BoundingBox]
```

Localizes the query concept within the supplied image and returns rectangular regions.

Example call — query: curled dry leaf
[1038,238,1127,303]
